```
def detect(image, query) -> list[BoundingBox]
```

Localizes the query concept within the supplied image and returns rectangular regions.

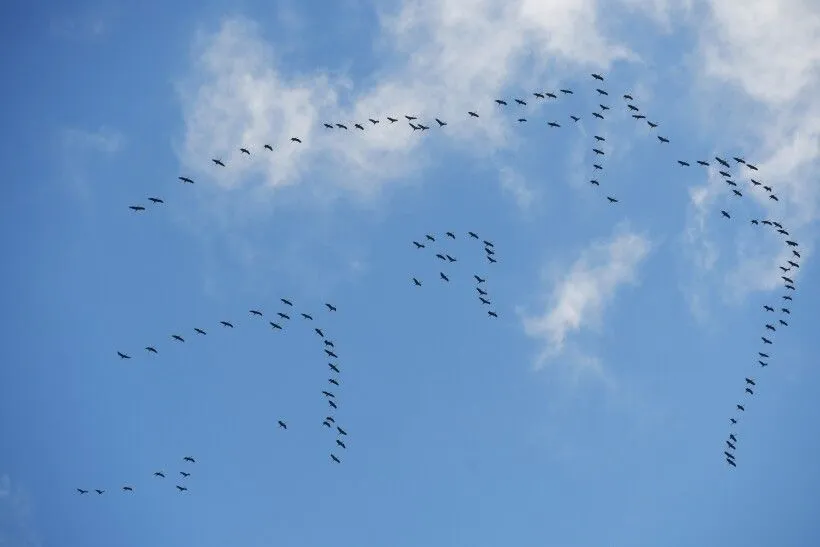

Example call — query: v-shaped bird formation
[79,67,802,500]
[410,230,500,319]
[115,299,350,467]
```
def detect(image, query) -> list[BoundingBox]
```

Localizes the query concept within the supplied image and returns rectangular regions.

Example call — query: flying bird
[278,420,287,429]
[178,176,194,184]
[657,136,669,143]
[325,303,337,311]
[145,346,157,354]
[117,351,131,359]
[129,205,145,212]
[220,321,234,328]
[212,159,225,167]
[148,197,164,204]
[183,457,195,463]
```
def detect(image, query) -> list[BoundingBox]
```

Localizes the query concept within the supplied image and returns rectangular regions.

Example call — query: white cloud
[498,166,538,211]
[176,2,638,209]
[521,227,651,371]
[61,127,124,154]
[682,0,819,300]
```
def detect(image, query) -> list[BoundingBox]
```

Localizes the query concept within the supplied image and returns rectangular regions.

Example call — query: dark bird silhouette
[95,489,104,494]
[495,99,507,106]
[369,118,379,125]
[647,121,658,128]
[546,92,558,99]
[337,426,348,436]
[759,360,768,367]
[291,137,302,143]
[747,163,758,170]
[194,328,206,335]
[793,251,801,258]
[761,337,772,345]
[468,111,479,118]
[782,276,794,284]
[220,321,234,328]
[759,352,770,358]
[627,105,639,111]
[730,418,737,424]
[782,307,791,314]
[325,349,338,358]
[623,93,634,100]
[315,328,325,337]
[592,73,604,81]
[277,313,290,320]
[729,434,737,442]
[515,98,527,105]
[777,229,789,235]
[324,340,335,348]
[413,241,426,249]
[278,420,287,429]
[592,112,604,120]
[324,123,333,129]
[715,157,730,168]
[534,92,545,98]
[733,157,745,164]
[270,322,282,330]
[331,454,341,463]
[593,164,603,170]
[240,147,250,155]
[779,319,788,326]
[446,254,457,262]
[77,488,88,494]
[354,123,364,130]
[724,451,735,459]
[405,115,417,121]
[180,472,190,477]
[413,277,422,286]
[764,305,774,312]
[301,313,313,320]
[488,311,498,318]
[764,185,773,192]
[129,205,145,212]
[570,115,580,122]
[154,472,165,478]
[727,459,737,467]
[336,439,346,449]
[657,136,669,143]
[721,210,731,219]
[145,346,157,354]
[697,160,710,166]
[745,388,754,395]
[548,121,561,128]
[212,159,225,167]
[786,240,798,247]
[183,457,195,463]
[750,179,761,186]
[328,400,337,409]
[329,363,340,373]
[176,486,188,492]
[117,351,131,359]
[336,124,348,130]
[468,231,479,239]
[746,378,756,386]
[425,234,435,242]
[178,176,194,184]
[590,179,600,186]
[732,189,742,197]
[436,118,447,127]
[596,88,608,96]
[326,303,337,312]
[436,253,446,261]
[479,297,491,305]
[560,89,574,94]
[387,117,398,123]
[593,148,605,155]
[594,135,606,142]
[599,104,610,111]
[250,309,263,317]
[440,272,449,282]
[171,335,185,343]
[148,197,164,204]
[329,378,339,386]
[477,287,488,296]
[719,171,731,177]
[632,114,646,119]
[264,144,273,151]
[281,298,293,306]
[474,275,486,283]
[446,231,455,239]
[770,194,779,201]
[607,196,619,203]
[727,441,736,450]
[736,405,745,411]
[751,219,759,225]
[122,486,134,491]
[487,256,497,263]
[326,416,336,424]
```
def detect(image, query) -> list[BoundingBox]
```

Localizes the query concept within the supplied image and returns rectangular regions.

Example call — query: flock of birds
[410,230,500,318]
[76,456,197,496]
[84,71,799,498]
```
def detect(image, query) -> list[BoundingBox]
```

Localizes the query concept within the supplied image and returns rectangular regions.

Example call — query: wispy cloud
[498,166,538,212]
[520,226,651,376]
[175,2,637,212]
[0,475,42,547]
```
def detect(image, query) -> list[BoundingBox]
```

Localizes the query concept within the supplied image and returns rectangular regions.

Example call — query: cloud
[58,127,125,201]
[498,166,538,211]
[0,475,42,547]
[682,0,819,300]
[175,2,638,212]
[520,227,651,372]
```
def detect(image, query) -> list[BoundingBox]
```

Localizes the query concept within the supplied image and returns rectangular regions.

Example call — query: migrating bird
[180,472,190,477]
[326,303,337,312]
[761,337,773,345]
[250,309,263,317]
[77,489,88,494]
[117,351,131,359]
[129,205,145,212]
[607,196,619,203]
[331,454,341,463]
[721,210,731,219]
[468,111,479,118]
[194,328,206,335]
[715,157,731,168]
[736,405,745,411]
[488,311,498,318]
[697,160,709,166]
[178,176,194,184]
[290,137,302,143]
[171,335,185,343]
[153,472,165,478]
[145,346,157,353]
[277,312,290,320]
[440,272,450,282]
[325,349,338,358]
[240,147,250,155]
[278,420,287,429]
[592,73,604,81]
[183,457,195,463]
[657,136,669,143]
[413,278,422,286]
[745,388,754,395]
[220,321,234,328]
[122,486,134,492]
[596,88,608,96]
[212,159,225,167]
[745,378,756,386]
[95,489,104,494]
[264,144,273,151]
[148,197,164,204]
[677,160,690,166]
[176,486,188,492]
[301,313,313,320]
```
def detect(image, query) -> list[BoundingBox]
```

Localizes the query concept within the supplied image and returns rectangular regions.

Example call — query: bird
[277,312,290,320]
[593,112,604,120]
[148,197,164,204]
[129,205,146,212]
[122,486,134,492]
[514,98,527,105]
[329,378,339,386]
[315,327,325,337]
[479,297,491,305]
[270,322,282,330]
[607,196,619,203]
[325,349,338,358]
[220,321,234,328]
[178,176,194,184]
[647,121,658,128]
[95,489,104,494]
[326,303,337,311]
[727,459,737,467]
[593,148,605,155]
[180,472,190,477]
[77,488,88,494]
[337,426,348,436]
[488,311,498,318]
[548,121,561,128]
[194,328,206,335]
[657,136,669,143]
[278,420,287,429]
[782,307,791,314]
[677,160,690,167]
[176,485,188,492]
[495,99,508,106]
[413,278,422,286]
[290,137,302,143]
[737,405,745,411]
[328,400,337,409]
[436,118,447,127]
[697,160,710,166]
[336,439,346,449]
[301,313,313,320]
[117,351,131,359]
[474,275,486,283]
[715,156,731,168]
[171,335,185,343]
[721,210,731,219]
[354,123,364,130]
[250,309,263,317]
[154,472,165,478]
[592,73,604,81]
[747,163,758,170]
[596,88,608,96]
[183,457,195,463]
[560,89,574,94]
[594,135,606,142]
[729,434,737,442]
[468,111,479,118]
[329,363,340,373]
[239,147,250,155]
[759,352,770,358]
[324,340,335,348]
[761,337,773,344]
[331,454,341,463]
[281,298,293,306]
[745,388,754,395]
[764,305,774,312]
[264,144,273,151]
[446,231,455,239]
[387,117,398,123]
[623,93,633,100]
[212,159,225,167]
[589,179,600,186]
[570,115,580,122]
[440,272,449,282]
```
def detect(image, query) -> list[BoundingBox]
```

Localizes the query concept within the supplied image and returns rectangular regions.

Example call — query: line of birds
[114,299,350,467]
[410,230,499,318]
[118,69,800,471]
[76,456,197,495]
[724,220,801,468]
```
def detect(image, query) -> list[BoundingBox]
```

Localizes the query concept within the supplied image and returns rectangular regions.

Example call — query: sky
[1,0,820,546]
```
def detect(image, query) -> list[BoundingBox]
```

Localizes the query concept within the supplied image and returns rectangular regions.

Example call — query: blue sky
[2,0,820,546]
